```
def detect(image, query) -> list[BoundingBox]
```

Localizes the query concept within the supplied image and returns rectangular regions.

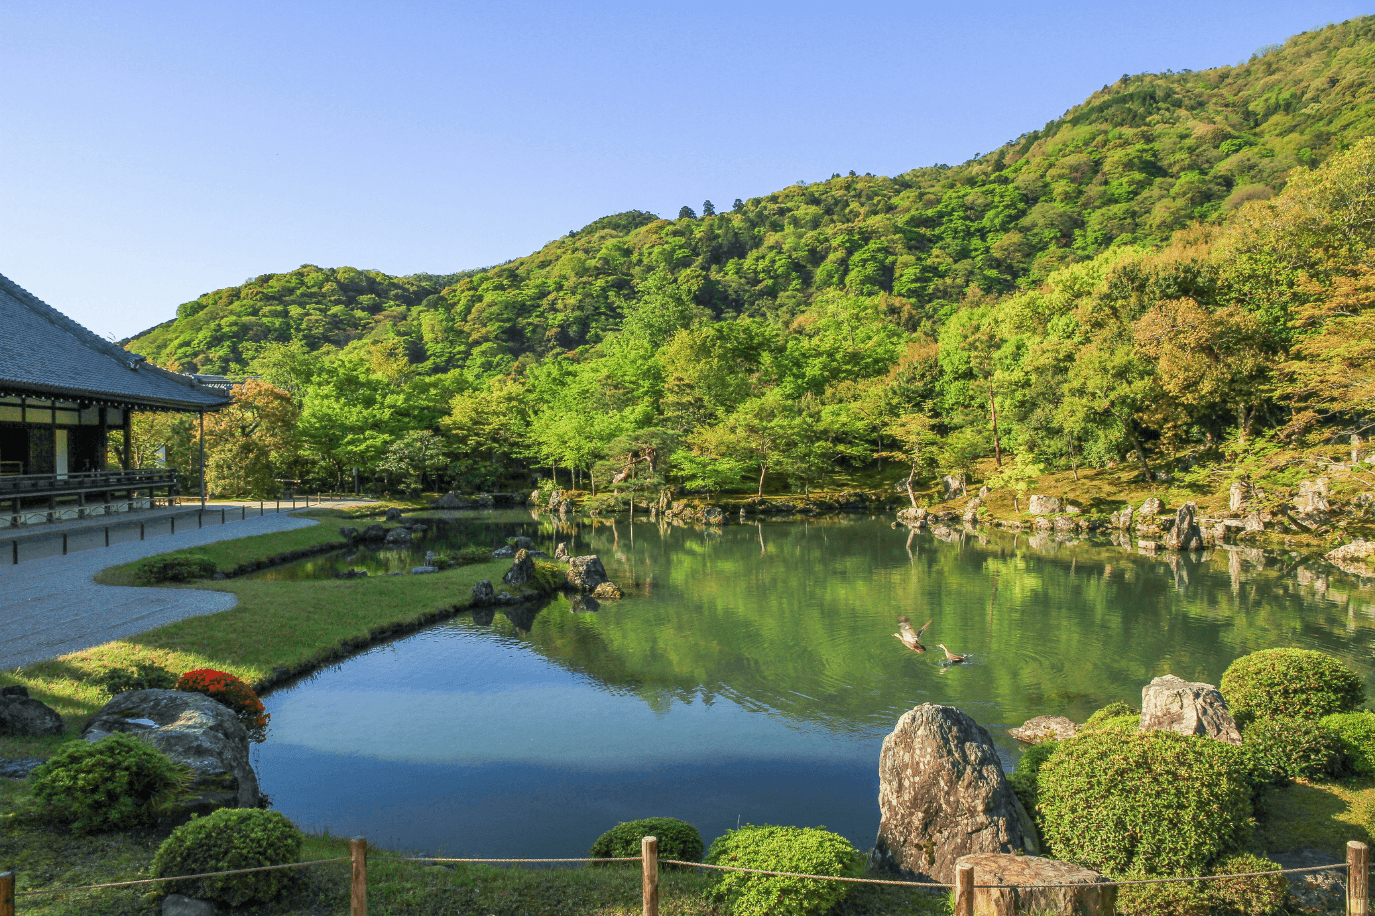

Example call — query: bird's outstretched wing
[914,619,932,639]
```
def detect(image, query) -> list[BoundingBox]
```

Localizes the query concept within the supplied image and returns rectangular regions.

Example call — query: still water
[250,511,1375,857]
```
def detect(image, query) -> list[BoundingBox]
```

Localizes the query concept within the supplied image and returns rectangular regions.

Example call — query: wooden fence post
[956,863,974,916]
[351,836,368,916]
[0,870,14,916]
[642,835,659,916]
[1350,840,1368,916]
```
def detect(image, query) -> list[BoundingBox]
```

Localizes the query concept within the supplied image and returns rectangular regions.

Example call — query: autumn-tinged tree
[204,381,300,498]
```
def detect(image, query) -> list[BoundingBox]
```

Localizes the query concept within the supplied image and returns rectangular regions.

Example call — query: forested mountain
[124,18,1375,503]
[132,18,1375,377]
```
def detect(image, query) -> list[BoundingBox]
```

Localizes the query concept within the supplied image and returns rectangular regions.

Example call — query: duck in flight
[894,617,932,653]
[938,644,969,664]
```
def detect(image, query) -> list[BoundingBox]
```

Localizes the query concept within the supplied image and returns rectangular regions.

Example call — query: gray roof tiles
[0,272,229,411]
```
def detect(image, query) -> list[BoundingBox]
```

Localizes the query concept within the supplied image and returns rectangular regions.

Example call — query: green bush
[1321,711,1375,776]
[454,546,493,565]
[31,733,188,833]
[134,553,218,584]
[705,825,862,916]
[1221,649,1365,724]
[1038,729,1253,877]
[1243,716,1344,783]
[1206,853,1288,916]
[152,808,302,906]
[1116,882,1210,916]
[92,662,178,696]
[589,817,704,865]
[1007,739,1059,819]
[532,560,566,592]
[1082,702,1139,732]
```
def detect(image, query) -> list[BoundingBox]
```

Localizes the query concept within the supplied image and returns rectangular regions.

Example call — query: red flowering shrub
[176,669,268,730]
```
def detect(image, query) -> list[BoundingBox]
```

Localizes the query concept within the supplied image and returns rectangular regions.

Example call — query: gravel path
[0,512,318,672]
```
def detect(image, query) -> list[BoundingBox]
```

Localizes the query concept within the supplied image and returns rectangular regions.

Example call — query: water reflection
[252,513,1375,857]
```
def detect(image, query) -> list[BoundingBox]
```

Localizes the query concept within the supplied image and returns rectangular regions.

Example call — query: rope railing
[0,837,1366,916]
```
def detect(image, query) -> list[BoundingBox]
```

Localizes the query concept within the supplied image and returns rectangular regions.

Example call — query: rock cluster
[566,556,610,591]
[431,492,496,510]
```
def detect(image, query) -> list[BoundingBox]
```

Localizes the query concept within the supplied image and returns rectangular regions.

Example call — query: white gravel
[0,512,318,672]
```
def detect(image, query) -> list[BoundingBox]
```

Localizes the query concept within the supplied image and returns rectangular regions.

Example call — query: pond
[249,511,1375,858]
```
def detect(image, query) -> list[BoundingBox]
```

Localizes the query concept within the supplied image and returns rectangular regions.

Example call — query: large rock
[566,555,609,592]
[1137,497,1164,517]
[384,527,413,546]
[871,704,1037,883]
[941,476,966,500]
[554,542,570,562]
[491,545,516,559]
[592,582,623,599]
[161,894,217,916]
[510,536,535,551]
[1027,495,1061,516]
[955,853,1112,916]
[338,526,360,542]
[471,580,496,606]
[1271,848,1345,913]
[361,524,386,541]
[384,507,403,521]
[1162,503,1203,551]
[702,506,726,525]
[503,549,535,587]
[1297,478,1331,520]
[896,506,928,527]
[0,691,65,737]
[963,497,983,524]
[1327,539,1375,578]
[1229,481,1249,514]
[432,492,464,509]
[1111,505,1134,530]
[81,689,260,813]
[1139,675,1242,744]
[1007,715,1078,744]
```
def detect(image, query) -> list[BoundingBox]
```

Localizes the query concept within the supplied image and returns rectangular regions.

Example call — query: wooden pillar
[199,411,206,509]
[122,409,132,471]
[351,836,368,916]
[1350,841,1368,916]
[641,836,658,916]
[956,863,974,916]
[0,869,14,916]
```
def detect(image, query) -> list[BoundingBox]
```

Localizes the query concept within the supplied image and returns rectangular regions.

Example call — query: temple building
[0,272,230,526]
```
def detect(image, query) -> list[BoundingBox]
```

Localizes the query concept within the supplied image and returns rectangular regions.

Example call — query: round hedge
[1084,701,1136,726]
[1221,649,1365,724]
[1321,711,1375,776]
[152,808,301,906]
[1242,716,1344,783]
[589,817,704,865]
[1038,729,1253,877]
[1206,853,1287,916]
[31,733,187,833]
[705,825,862,916]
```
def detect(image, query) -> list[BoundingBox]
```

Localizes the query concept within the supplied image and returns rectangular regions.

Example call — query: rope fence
[0,837,1366,916]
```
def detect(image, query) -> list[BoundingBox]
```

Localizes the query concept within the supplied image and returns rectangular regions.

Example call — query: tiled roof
[0,272,230,411]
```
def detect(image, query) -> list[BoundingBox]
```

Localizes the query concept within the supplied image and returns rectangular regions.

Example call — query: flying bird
[938,644,969,663]
[894,617,932,652]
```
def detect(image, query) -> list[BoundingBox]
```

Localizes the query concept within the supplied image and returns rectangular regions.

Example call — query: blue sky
[1,1,1368,340]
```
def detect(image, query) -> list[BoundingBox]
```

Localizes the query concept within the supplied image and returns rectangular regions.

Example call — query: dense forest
[127,18,1375,502]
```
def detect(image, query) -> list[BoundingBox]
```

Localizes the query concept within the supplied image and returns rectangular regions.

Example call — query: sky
[1,1,1370,341]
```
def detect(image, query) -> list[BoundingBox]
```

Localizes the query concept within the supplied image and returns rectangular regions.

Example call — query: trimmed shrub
[1116,882,1210,916]
[1083,701,1137,730]
[93,662,178,696]
[152,808,301,906]
[1321,711,1375,776]
[31,733,187,833]
[705,825,862,916]
[1206,853,1288,916]
[1039,729,1253,877]
[135,553,218,584]
[1221,649,1365,724]
[454,546,493,565]
[532,560,566,592]
[1243,716,1344,783]
[589,817,704,865]
[176,669,268,730]
[1008,739,1059,820]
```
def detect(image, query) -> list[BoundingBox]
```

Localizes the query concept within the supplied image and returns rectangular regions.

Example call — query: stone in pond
[503,549,535,587]
[954,853,1111,916]
[411,566,439,574]
[361,524,386,541]
[592,582,623,599]
[1007,715,1078,744]
[566,556,609,591]
[491,545,515,559]
[81,689,259,815]
[338,526,360,542]
[471,580,496,606]
[384,527,413,546]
